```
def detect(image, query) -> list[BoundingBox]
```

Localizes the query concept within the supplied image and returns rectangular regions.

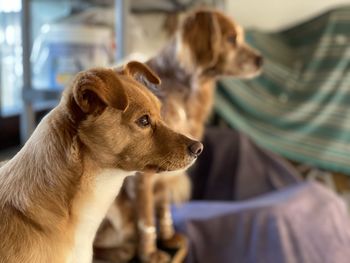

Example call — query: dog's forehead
[215,11,241,35]
[118,74,162,113]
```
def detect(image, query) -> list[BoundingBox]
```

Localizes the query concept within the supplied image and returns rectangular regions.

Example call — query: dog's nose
[188,142,203,157]
[255,55,263,67]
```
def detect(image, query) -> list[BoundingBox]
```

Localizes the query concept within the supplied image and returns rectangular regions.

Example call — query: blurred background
[2,0,350,193]
[3,1,350,262]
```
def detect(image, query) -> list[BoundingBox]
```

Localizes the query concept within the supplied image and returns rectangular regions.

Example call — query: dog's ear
[72,69,129,115]
[124,61,161,85]
[181,10,221,68]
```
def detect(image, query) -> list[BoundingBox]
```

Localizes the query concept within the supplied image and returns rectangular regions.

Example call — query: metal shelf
[21,0,35,143]
[20,0,128,143]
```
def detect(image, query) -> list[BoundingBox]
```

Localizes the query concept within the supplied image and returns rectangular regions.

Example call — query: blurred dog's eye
[227,35,237,45]
[137,115,151,127]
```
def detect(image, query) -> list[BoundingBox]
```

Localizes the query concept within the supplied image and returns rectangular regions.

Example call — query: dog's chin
[232,69,261,79]
[242,66,264,78]
[225,63,263,79]
[144,158,197,175]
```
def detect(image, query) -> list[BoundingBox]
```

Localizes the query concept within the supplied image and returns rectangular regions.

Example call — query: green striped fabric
[215,6,350,174]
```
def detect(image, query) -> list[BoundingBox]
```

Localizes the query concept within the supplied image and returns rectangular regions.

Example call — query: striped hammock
[215,6,350,174]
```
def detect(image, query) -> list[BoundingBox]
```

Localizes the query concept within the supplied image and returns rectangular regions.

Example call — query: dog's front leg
[135,172,170,263]
[154,179,175,241]
[155,179,186,251]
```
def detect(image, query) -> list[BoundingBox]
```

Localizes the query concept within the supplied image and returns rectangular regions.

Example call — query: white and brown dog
[0,61,202,263]
[94,8,263,263]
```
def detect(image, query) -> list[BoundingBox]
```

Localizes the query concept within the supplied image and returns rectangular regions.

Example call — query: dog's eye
[137,115,151,127]
[227,35,237,45]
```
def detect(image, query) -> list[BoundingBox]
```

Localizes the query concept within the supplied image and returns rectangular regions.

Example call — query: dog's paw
[160,232,187,250]
[144,250,171,263]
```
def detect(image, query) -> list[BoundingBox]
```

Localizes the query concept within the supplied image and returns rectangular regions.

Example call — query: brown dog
[0,61,202,263]
[94,8,262,263]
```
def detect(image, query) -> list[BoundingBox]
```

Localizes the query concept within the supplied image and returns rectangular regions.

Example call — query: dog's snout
[255,55,263,67]
[188,142,203,157]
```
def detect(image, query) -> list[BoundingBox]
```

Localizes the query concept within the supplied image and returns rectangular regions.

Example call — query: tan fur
[94,8,263,263]
[0,61,201,263]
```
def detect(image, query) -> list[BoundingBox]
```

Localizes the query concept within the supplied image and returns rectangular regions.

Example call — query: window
[0,0,22,116]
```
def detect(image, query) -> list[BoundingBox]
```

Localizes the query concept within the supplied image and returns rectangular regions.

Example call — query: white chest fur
[67,169,133,263]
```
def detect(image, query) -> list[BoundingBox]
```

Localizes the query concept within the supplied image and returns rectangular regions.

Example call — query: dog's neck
[147,38,195,89]
[0,107,83,221]
[0,106,132,263]
[147,37,217,92]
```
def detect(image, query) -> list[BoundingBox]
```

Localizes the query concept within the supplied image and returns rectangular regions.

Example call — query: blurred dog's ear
[180,10,221,68]
[72,69,129,115]
[124,61,161,85]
